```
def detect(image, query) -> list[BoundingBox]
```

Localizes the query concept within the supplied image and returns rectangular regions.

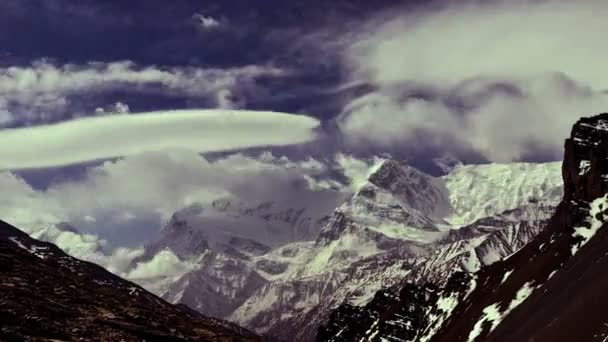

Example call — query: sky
[1,0,606,277]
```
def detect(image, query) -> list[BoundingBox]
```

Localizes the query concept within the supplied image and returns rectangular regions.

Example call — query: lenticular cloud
[0,109,320,169]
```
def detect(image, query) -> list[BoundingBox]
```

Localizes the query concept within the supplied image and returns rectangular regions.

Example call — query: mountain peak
[366,159,450,218]
[563,113,608,203]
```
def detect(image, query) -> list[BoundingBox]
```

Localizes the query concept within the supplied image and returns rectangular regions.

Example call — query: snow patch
[127,249,199,280]
[579,160,591,175]
[572,194,608,255]
[8,237,49,259]
[466,282,536,341]
[501,270,514,284]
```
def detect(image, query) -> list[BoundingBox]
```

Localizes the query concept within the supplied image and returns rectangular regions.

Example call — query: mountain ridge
[317,113,608,342]
[0,219,265,342]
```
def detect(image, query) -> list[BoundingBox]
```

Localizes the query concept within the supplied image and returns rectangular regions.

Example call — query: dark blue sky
[0,0,426,126]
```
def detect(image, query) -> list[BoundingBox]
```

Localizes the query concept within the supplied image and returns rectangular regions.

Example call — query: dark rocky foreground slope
[0,220,264,342]
[318,113,608,342]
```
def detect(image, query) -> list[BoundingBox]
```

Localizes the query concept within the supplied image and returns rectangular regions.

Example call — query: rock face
[0,220,263,342]
[318,113,608,342]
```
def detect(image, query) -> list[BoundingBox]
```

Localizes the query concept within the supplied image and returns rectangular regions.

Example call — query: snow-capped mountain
[124,151,562,341]
[128,195,341,319]
[318,113,608,342]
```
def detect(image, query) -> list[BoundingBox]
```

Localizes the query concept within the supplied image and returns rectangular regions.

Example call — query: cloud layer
[1,149,347,246]
[0,61,283,125]
[339,0,608,162]
[0,109,320,169]
[0,149,352,281]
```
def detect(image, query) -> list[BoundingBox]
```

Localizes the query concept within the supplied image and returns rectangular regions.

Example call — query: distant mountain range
[124,149,562,341]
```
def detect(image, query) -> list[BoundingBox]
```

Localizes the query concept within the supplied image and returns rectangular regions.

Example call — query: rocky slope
[0,219,263,342]
[318,113,608,342]
[297,201,554,342]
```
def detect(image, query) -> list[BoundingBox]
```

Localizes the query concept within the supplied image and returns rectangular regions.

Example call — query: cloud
[2,149,345,245]
[347,0,608,89]
[339,0,608,162]
[0,61,281,95]
[94,101,130,116]
[0,149,347,280]
[0,109,12,125]
[0,109,320,169]
[127,249,198,280]
[335,153,385,191]
[0,61,284,123]
[193,13,222,30]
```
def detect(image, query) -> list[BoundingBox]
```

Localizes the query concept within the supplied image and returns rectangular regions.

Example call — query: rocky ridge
[0,219,263,342]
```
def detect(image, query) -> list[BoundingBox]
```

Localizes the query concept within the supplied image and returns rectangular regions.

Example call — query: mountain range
[112,146,562,340]
[5,113,608,341]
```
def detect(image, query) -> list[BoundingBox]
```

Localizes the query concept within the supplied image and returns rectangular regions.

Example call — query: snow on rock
[572,194,608,255]
[8,236,49,259]
[467,303,501,342]
[501,270,514,284]
[444,162,562,227]
[466,282,536,342]
[579,160,591,175]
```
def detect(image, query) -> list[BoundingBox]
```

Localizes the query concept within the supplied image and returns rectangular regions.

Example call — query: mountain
[127,196,339,320]
[317,113,608,342]
[129,154,561,341]
[0,219,264,342]
[1,154,564,341]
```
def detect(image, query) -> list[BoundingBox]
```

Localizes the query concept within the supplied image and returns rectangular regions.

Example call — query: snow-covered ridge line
[443,161,562,227]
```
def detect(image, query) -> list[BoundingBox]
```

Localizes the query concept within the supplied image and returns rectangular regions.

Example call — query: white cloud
[111,101,130,114]
[93,101,130,116]
[348,1,608,89]
[0,109,320,169]
[339,0,608,162]
[104,247,146,275]
[0,172,66,228]
[339,92,460,147]
[127,249,198,280]
[2,149,345,245]
[335,153,385,191]
[0,61,283,122]
[0,109,12,126]
[0,61,281,96]
[193,13,222,30]
[0,149,346,280]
